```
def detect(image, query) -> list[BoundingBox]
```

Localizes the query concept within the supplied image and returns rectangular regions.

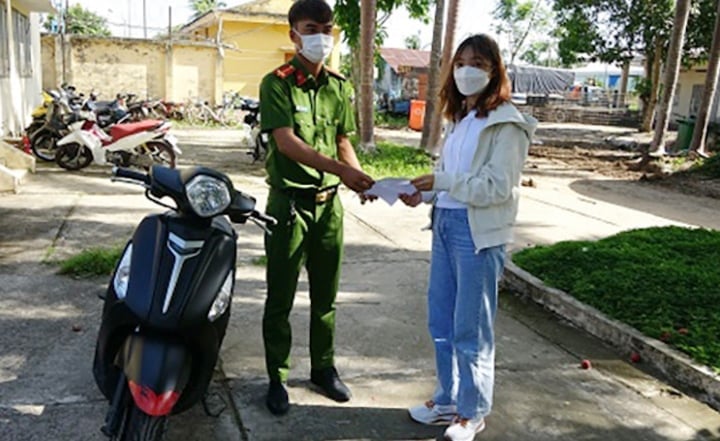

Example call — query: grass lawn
[512,226,720,373]
[356,140,433,179]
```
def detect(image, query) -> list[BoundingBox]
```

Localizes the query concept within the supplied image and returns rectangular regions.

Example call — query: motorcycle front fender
[121,333,191,416]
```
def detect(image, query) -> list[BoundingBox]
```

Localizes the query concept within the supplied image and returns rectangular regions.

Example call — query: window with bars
[12,8,32,77]
[0,1,9,77]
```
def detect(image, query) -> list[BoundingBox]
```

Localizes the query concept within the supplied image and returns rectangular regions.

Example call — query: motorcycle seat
[110,120,164,140]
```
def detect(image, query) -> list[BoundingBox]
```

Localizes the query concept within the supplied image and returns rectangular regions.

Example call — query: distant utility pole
[143,0,147,39]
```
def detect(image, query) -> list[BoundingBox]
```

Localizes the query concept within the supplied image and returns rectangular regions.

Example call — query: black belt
[280,185,338,204]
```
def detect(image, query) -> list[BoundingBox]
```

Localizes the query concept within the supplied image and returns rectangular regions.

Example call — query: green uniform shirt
[259,56,356,190]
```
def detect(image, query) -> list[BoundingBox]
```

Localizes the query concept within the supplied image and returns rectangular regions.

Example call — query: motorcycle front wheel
[55,143,93,170]
[31,131,58,162]
[144,141,176,169]
[115,405,168,441]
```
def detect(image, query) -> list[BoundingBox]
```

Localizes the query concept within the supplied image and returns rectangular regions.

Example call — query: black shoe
[266,380,289,415]
[310,367,352,402]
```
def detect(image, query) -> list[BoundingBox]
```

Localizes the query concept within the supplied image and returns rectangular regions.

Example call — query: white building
[0,0,54,137]
[572,62,645,91]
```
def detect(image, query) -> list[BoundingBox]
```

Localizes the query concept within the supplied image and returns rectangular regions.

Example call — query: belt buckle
[315,190,329,203]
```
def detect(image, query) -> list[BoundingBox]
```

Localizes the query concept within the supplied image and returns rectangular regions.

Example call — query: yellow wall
[41,35,221,105]
[199,17,342,99]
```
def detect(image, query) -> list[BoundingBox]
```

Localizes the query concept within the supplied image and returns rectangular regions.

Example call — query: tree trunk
[359,0,377,151]
[648,0,692,157]
[641,39,663,132]
[351,45,362,132]
[428,0,459,156]
[689,0,720,156]
[420,0,445,151]
[618,59,630,108]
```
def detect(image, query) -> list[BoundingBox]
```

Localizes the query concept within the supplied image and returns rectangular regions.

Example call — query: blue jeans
[428,208,506,420]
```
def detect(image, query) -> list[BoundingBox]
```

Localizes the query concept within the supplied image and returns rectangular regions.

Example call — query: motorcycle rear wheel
[115,405,168,441]
[31,131,58,162]
[144,141,176,169]
[55,143,93,170]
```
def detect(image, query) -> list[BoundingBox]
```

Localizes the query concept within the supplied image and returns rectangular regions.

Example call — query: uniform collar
[290,56,328,87]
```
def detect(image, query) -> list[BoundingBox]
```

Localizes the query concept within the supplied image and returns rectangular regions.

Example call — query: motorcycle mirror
[228,191,256,223]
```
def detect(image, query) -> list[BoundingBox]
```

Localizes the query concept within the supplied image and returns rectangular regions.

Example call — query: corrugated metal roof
[380,48,430,71]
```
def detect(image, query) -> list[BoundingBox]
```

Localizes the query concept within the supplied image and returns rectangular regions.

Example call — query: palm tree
[420,0,445,152]
[648,0,692,157]
[359,0,377,150]
[689,0,720,157]
[189,0,227,19]
[427,0,459,156]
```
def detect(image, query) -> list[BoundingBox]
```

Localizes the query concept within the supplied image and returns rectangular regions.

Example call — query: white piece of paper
[364,177,417,205]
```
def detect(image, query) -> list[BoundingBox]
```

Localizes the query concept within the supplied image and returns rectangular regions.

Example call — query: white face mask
[453,66,490,96]
[294,29,335,64]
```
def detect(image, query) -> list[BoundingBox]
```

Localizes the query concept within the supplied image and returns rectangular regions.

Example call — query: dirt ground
[528,144,720,200]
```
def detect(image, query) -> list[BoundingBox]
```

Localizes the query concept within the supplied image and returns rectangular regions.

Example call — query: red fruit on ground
[678,328,689,335]
[580,359,592,370]
[659,332,671,342]
[630,352,641,363]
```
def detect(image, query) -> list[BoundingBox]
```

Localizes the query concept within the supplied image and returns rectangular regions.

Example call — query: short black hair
[288,0,333,27]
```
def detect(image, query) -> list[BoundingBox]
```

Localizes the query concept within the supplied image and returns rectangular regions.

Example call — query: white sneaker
[408,400,457,425]
[443,416,486,441]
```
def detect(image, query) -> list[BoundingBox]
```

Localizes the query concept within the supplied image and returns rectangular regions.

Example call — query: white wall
[0,5,43,137]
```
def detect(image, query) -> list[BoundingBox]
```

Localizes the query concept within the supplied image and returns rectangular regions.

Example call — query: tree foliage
[493,0,556,66]
[189,0,227,19]
[405,32,421,50]
[44,4,111,37]
[684,0,719,64]
[334,0,432,49]
[552,0,673,67]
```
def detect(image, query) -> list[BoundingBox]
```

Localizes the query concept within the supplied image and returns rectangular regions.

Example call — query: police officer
[259,0,375,416]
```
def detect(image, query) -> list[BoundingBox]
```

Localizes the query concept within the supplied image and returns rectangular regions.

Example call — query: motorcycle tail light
[128,381,180,416]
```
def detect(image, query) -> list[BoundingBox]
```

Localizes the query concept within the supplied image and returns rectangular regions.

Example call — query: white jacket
[431,101,537,251]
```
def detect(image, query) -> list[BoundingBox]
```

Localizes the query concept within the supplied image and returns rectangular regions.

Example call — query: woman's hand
[411,174,435,192]
[399,191,423,207]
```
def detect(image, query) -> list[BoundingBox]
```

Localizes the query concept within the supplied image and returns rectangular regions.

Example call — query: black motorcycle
[94,165,275,440]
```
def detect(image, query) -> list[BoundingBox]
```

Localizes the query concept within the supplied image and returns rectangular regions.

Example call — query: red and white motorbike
[55,116,180,171]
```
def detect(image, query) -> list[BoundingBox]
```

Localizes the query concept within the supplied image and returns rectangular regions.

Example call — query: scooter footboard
[121,334,192,416]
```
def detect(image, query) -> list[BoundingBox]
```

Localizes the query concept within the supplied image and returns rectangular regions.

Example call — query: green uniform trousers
[262,188,344,383]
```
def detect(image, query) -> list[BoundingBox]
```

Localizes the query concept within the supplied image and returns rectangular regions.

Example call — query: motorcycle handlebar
[251,210,277,226]
[112,166,151,185]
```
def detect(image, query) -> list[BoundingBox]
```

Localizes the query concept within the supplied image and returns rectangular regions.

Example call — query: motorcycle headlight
[113,243,133,300]
[185,175,231,217]
[208,271,234,322]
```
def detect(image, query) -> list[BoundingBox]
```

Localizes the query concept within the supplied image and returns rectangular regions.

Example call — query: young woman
[401,34,537,441]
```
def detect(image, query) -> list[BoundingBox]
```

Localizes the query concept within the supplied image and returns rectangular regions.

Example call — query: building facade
[0,0,53,137]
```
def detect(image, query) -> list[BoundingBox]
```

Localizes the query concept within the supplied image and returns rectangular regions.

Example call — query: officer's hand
[340,166,374,193]
[359,193,378,204]
[400,191,423,207]
[411,174,434,192]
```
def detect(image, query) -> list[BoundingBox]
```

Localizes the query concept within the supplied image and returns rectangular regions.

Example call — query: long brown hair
[439,34,511,120]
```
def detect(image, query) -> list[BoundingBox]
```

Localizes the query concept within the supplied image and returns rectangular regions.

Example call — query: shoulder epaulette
[273,64,296,79]
[325,67,346,81]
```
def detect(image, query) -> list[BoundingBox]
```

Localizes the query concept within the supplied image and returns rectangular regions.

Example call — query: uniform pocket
[293,112,315,145]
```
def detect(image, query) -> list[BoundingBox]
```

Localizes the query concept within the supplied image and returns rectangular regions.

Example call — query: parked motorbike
[29,88,84,162]
[241,98,268,162]
[54,117,180,171]
[93,165,276,441]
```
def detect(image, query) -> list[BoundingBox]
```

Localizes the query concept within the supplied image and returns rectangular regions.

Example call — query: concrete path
[1,127,719,440]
